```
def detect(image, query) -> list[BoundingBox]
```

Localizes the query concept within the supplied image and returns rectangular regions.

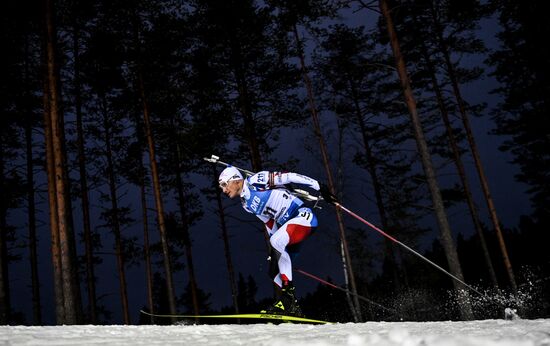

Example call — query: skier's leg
[269,208,318,286]
[269,228,291,287]
[264,208,318,315]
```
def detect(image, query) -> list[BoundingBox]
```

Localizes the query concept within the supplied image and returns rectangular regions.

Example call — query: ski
[139,310,332,324]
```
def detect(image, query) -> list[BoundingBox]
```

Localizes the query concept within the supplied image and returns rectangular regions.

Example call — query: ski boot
[261,282,304,317]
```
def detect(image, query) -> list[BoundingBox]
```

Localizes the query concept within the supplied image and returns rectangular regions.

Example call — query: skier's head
[219,166,243,198]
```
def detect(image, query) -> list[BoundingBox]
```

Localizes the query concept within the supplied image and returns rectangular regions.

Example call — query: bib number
[299,209,312,221]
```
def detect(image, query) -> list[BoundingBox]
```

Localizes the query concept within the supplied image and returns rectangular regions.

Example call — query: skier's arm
[268,172,320,190]
[248,171,271,189]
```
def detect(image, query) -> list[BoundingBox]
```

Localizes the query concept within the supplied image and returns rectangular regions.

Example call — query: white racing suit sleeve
[269,172,320,191]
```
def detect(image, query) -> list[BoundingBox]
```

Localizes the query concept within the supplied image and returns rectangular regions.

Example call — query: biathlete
[218,166,336,316]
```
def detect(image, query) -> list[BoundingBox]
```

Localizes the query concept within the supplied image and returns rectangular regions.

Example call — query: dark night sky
[7,7,533,325]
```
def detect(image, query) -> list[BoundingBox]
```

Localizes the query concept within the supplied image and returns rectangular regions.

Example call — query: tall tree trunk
[0,139,10,324]
[43,76,65,324]
[73,23,97,323]
[348,79,402,293]
[102,107,130,324]
[60,125,84,324]
[293,24,362,322]
[26,106,42,325]
[213,166,240,316]
[139,72,178,318]
[418,40,499,288]
[174,141,200,316]
[429,2,517,291]
[23,34,43,325]
[44,0,80,324]
[336,116,374,320]
[379,0,473,320]
[139,161,155,323]
[130,18,172,320]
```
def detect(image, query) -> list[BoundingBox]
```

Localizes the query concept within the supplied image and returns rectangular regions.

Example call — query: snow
[2,319,550,346]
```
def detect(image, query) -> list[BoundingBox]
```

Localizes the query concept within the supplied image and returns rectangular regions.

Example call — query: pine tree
[185,31,242,315]
[424,0,516,291]
[267,0,364,321]
[488,0,550,291]
[0,118,20,325]
[189,0,302,171]
[67,0,98,323]
[314,23,408,294]
[377,0,473,319]
[488,0,550,227]
[2,0,44,324]
[123,116,156,323]
[43,0,83,324]
[131,1,198,318]
[381,0,500,288]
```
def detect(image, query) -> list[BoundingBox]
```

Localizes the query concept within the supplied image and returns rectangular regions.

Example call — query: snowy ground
[1,319,550,346]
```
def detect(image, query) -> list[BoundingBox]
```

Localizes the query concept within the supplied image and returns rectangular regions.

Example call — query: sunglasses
[219,174,242,188]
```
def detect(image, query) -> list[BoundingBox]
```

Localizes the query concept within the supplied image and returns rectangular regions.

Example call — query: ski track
[1,319,550,346]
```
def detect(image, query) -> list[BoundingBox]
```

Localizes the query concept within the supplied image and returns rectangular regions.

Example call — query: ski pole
[334,202,485,297]
[295,268,398,316]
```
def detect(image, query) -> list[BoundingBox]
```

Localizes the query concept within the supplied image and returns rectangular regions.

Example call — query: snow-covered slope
[2,319,549,346]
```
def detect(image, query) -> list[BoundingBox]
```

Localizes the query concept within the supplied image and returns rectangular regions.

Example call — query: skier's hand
[319,184,338,205]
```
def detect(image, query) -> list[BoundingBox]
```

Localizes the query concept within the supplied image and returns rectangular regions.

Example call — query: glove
[319,184,338,205]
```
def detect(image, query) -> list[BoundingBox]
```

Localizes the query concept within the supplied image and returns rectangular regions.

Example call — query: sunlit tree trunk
[379,0,473,320]
[293,24,362,322]
[44,0,81,324]
[429,1,516,291]
[43,76,65,323]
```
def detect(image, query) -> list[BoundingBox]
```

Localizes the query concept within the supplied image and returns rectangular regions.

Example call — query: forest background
[1,0,549,325]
